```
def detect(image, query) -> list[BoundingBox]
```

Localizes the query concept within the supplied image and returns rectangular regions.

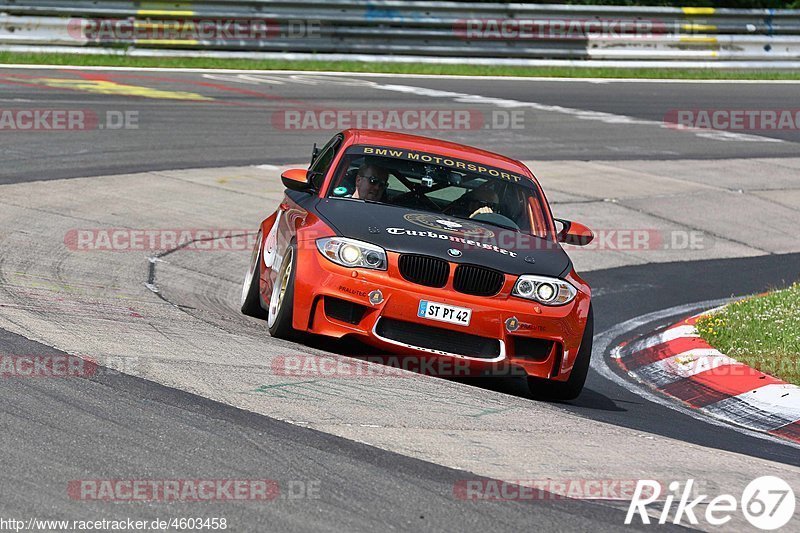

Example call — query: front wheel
[267,241,298,339]
[528,305,593,401]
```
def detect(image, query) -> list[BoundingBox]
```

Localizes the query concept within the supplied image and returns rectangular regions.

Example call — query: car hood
[314,198,571,277]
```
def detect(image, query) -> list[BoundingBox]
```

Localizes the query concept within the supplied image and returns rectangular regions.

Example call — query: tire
[240,230,267,319]
[267,241,298,339]
[527,305,593,401]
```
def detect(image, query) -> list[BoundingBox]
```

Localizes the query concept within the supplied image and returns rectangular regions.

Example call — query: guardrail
[1,1,799,67]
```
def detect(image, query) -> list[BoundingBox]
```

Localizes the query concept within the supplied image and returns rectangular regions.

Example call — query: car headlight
[316,237,387,270]
[512,275,577,306]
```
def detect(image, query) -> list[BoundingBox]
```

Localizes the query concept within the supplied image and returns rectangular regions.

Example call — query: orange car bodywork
[256,129,591,381]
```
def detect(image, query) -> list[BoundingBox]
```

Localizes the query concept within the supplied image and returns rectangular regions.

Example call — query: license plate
[417,300,472,326]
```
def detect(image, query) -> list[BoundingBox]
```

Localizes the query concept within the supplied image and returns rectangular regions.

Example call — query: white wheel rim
[268,247,293,328]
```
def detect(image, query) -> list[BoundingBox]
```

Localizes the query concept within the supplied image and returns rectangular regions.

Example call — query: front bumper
[291,245,591,380]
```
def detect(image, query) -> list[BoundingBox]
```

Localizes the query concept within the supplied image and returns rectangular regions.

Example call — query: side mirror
[281,169,312,191]
[555,218,594,246]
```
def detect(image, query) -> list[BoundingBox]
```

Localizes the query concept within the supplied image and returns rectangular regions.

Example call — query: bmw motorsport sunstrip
[241,129,595,399]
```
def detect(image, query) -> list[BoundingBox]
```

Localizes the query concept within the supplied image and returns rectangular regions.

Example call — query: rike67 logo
[626,476,795,530]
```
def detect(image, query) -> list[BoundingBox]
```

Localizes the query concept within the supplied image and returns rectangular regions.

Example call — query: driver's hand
[469,206,493,218]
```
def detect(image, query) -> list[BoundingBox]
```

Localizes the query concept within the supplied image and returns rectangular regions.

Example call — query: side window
[309,135,342,189]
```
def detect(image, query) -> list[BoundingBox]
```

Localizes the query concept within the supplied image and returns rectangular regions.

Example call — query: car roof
[341,129,537,183]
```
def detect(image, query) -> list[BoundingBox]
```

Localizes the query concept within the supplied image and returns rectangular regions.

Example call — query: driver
[464,185,500,219]
[352,163,389,201]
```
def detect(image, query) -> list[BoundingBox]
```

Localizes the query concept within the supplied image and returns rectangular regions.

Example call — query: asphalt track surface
[1,328,658,533]
[1,67,799,532]
[1,68,800,183]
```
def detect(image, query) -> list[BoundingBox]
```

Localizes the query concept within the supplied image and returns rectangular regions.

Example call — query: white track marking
[747,384,800,413]
[202,73,287,85]
[4,63,787,142]
[704,384,800,431]
[195,71,787,143]
[4,63,800,83]
[615,324,700,356]
[366,83,783,143]
[591,298,800,449]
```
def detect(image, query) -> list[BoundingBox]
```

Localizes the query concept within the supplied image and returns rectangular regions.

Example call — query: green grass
[2,51,800,80]
[696,283,800,385]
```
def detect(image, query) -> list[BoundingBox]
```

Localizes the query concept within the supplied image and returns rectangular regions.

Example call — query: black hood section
[314,199,571,277]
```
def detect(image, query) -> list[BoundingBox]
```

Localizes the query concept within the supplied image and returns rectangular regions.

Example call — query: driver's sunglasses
[362,176,388,187]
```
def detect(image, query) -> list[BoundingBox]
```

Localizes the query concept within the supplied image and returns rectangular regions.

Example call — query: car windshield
[326,145,553,238]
